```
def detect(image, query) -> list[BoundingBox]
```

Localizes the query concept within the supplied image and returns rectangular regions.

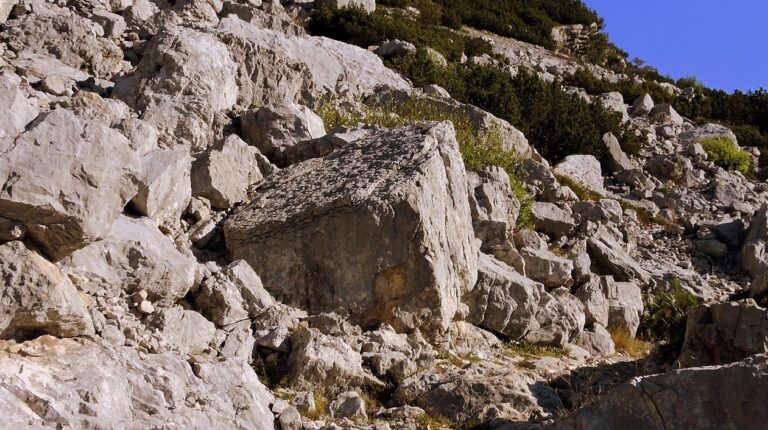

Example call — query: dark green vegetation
[309,7,644,165]
[564,71,768,157]
[379,0,599,50]
[639,277,698,355]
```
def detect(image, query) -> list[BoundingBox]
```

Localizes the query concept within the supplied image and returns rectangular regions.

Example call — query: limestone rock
[651,103,685,126]
[598,92,628,122]
[740,207,768,295]
[4,7,124,78]
[192,135,267,210]
[151,307,216,355]
[679,301,768,368]
[468,167,520,258]
[0,109,140,261]
[530,202,576,237]
[0,241,94,340]
[132,149,192,225]
[601,132,633,173]
[680,123,737,146]
[114,26,239,150]
[554,155,605,195]
[240,103,326,162]
[588,226,651,286]
[602,277,643,337]
[576,323,615,357]
[0,71,38,152]
[519,247,574,289]
[574,275,610,327]
[375,39,417,58]
[526,288,585,346]
[329,391,367,420]
[631,93,654,117]
[287,327,383,390]
[550,354,768,430]
[225,122,478,333]
[62,216,196,302]
[0,337,275,429]
[645,153,696,186]
[464,253,541,340]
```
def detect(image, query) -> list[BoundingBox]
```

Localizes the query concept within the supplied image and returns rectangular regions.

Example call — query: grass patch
[503,340,570,359]
[699,137,751,174]
[610,329,652,358]
[318,97,533,229]
[639,277,698,351]
[554,173,603,201]
[415,411,453,429]
[436,350,465,367]
[302,389,330,421]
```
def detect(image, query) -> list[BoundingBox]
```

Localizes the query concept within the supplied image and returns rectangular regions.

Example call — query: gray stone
[468,167,520,259]
[679,301,768,368]
[574,275,610,327]
[588,226,652,286]
[550,354,768,430]
[463,253,541,340]
[554,155,605,195]
[519,247,574,289]
[741,208,768,295]
[0,337,275,429]
[151,307,216,355]
[680,123,737,146]
[241,103,326,162]
[0,71,38,152]
[598,92,628,122]
[651,103,685,126]
[601,132,633,173]
[602,277,643,337]
[631,93,654,117]
[530,202,576,237]
[62,216,196,302]
[132,149,192,225]
[526,288,585,346]
[375,39,417,58]
[192,135,267,209]
[225,123,478,333]
[329,391,367,420]
[0,109,140,261]
[575,323,615,357]
[316,0,375,12]
[0,241,94,340]
[287,327,383,390]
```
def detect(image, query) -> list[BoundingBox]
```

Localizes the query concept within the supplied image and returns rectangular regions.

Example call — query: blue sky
[582,0,768,93]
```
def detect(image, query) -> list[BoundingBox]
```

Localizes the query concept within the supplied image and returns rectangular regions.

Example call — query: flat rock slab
[225,122,477,333]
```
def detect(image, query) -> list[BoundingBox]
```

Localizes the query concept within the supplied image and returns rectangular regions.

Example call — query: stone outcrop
[550,354,768,430]
[554,155,605,195]
[225,122,478,333]
[0,109,140,261]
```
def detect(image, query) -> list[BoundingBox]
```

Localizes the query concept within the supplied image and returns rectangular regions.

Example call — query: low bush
[699,137,752,174]
[610,329,652,358]
[638,277,698,352]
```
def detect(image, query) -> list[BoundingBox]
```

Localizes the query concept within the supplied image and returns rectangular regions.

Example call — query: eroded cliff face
[1,1,767,429]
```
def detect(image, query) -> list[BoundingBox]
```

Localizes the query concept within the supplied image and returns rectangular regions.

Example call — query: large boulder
[602,277,643,337]
[0,242,94,340]
[598,92,629,122]
[0,337,275,429]
[601,132,634,173]
[549,354,768,430]
[0,109,140,261]
[530,202,576,237]
[287,327,383,390]
[131,149,192,225]
[114,26,239,150]
[631,94,654,117]
[525,288,585,346]
[216,16,409,107]
[519,247,574,289]
[680,123,737,147]
[225,122,478,333]
[679,301,768,368]
[62,216,196,302]
[463,253,541,340]
[240,103,326,162]
[191,135,268,210]
[554,155,605,195]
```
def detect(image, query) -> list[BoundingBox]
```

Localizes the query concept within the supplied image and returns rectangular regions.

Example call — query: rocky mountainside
[1,1,767,429]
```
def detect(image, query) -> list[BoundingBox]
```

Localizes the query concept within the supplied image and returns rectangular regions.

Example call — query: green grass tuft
[699,137,751,174]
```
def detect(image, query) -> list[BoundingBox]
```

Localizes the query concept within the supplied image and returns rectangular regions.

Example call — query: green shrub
[699,137,751,174]
[639,277,698,351]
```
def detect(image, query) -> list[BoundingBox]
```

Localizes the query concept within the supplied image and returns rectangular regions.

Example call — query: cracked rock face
[225,122,478,333]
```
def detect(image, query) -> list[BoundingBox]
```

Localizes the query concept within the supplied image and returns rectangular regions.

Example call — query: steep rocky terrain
[1,1,767,429]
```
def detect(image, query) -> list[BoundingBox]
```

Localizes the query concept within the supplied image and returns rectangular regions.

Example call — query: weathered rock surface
[550,354,768,430]
[0,109,140,261]
[192,135,267,209]
[741,208,768,296]
[554,155,605,195]
[225,122,478,333]
[62,216,196,302]
[0,337,275,429]
[679,301,768,368]
[240,103,326,162]
[0,71,38,152]
[0,241,94,340]
[464,253,540,340]
[131,149,192,225]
